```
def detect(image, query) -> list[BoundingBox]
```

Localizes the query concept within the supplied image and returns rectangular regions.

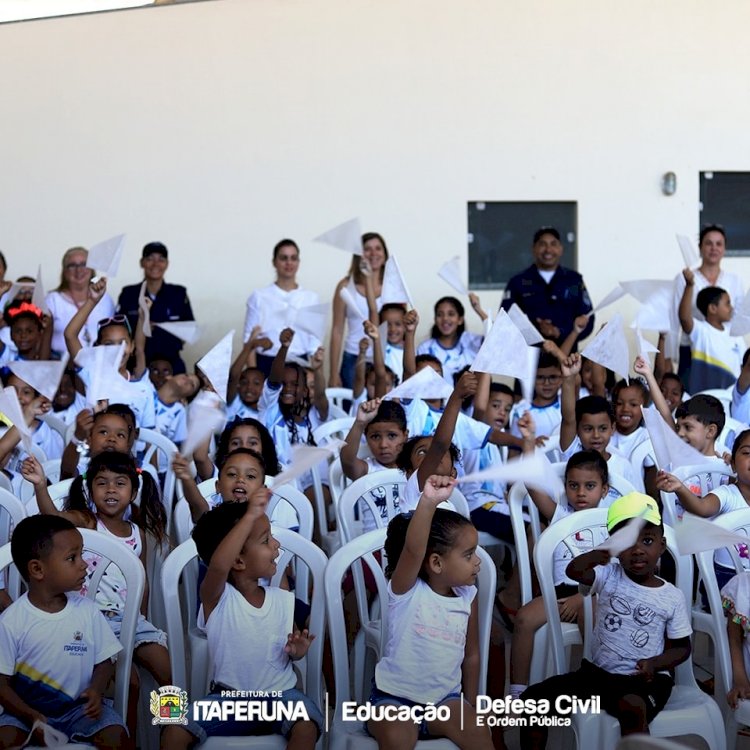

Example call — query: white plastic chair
[695,521,750,750]
[336,469,406,543]
[658,462,735,527]
[629,437,656,489]
[0,488,26,599]
[718,416,748,455]
[161,528,327,749]
[41,413,69,442]
[138,428,179,533]
[327,455,350,507]
[324,528,496,750]
[535,519,725,750]
[325,387,354,412]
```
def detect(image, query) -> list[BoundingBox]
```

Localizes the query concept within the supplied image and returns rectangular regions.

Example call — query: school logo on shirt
[63,630,88,654]
[150,685,189,725]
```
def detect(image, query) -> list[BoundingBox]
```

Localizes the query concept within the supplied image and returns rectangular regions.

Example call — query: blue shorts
[365,683,463,739]
[102,610,168,649]
[0,700,127,742]
[184,687,323,743]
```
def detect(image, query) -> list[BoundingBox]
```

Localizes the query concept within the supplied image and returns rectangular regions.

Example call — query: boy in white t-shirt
[0,515,128,749]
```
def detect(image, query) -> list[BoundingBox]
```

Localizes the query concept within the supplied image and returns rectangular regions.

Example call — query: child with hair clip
[508,415,610,701]
[22,451,171,731]
[64,278,155,431]
[259,328,328,498]
[367,475,493,750]
[0,301,52,365]
[520,493,692,749]
[416,296,484,386]
[162,498,323,749]
[226,325,271,422]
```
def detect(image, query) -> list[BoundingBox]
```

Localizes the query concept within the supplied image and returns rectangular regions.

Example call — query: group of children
[2,242,750,750]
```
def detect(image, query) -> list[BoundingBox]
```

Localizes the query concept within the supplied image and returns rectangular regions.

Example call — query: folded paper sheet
[313,218,362,255]
[8,357,68,402]
[0,386,33,454]
[580,313,630,381]
[154,321,201,346]
[87,234,125,278]
[197,331,234,403]
[23,719,69,748]
[619,279,674,305]
[731,290,750,336]
[640,405,706,470]
[138,281,152,338]
[381,255,414,307]
[288,302,328,344]
[594,515,646,556]
[181,397,226,457]
[271,443,342,488]
[32,265,49,315]
[590,285,626,315]
[676,234,700,268]
[636,329,659,361]
[508,304,544,345]
[384,366,454,401]
[437,257,469,296]
[456,450,564,499]
[76,344,130,406]
[471,309,538,401]
[673,513,750,556]
[338,286,361,318]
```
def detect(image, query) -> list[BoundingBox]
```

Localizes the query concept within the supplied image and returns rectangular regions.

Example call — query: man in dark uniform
[501,227,594,349]
[117,241,194,373]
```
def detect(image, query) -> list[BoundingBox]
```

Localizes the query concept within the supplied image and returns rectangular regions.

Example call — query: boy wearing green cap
[520,493,692,749]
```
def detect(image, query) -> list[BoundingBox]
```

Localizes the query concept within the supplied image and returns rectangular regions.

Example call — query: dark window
[699,172,750,256]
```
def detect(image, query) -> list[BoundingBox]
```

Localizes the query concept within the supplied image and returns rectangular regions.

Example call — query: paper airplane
[673,513,750,556]
[381,255,414,307]
[641,404,706,470]
[339,286,362,318]
[196,331,234,402]
[313,218,362,255]
[180,398,226,457]
[384,366,454,401]
[8,357,69,402]
[271,443,343,488]
[31,265,49,316]
[138,281,152,338]
[594,515,647,556]
[87,234,125,279]
[636,329,659,361]
[437,257,468,296]
[507,304,544,346]
[580,314,630,381]
[288,302,328,344]
[0,386,33,454]
[153,321,201,346]
[589,285,625,316]
[676,234,700,268]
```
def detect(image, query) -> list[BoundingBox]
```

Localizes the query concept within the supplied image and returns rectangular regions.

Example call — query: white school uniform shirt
[225,394,259,424]
[384,343,404,381]
[198,584,297,693]
[688,319,744,393]
[461,442,507,513]
[732,382,750,426]
[510,398,562,440]
[375,578,476,704]
[707,484,750,569]
[398,471,458,514]
[154,395,188,472]
[416,331,483,386]
[403,399,491,456]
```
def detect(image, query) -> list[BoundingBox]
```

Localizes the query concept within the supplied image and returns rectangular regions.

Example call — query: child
[416,296,483,386]
[732,348,750,425]
[162,500,323,748]
[720,570,750,708]
[52,368,86,425]
[509,444,610,701]
[148,356,173,391]
[0,515,129,749]
[520,493,692,749]
[380,303,407,380]
[367,475,493,750]
[226,325,270,421]
[65,278,155,431]
[152,372,201,475]
[24,452,171,689]
[509,351,563,441]
[0,302,51,364]
[679,269,743,394]
[608,377,651,458]
[559,353,641,493]
[660,372,686,415]
[656,428,750,588]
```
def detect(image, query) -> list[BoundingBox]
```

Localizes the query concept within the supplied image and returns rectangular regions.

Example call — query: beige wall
[1,0,749,368]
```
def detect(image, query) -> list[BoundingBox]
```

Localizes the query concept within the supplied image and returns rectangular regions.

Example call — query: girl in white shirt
[367,474,493,749]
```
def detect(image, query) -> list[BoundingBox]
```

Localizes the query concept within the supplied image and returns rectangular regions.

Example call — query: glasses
[536,374,562,383]
[97,314,132,334]
[65,262,88,271]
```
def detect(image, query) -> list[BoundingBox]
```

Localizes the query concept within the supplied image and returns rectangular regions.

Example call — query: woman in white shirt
[671,224,744,381]
[45,246,115,358]
[243,239,320,376]
[328,232,387,389]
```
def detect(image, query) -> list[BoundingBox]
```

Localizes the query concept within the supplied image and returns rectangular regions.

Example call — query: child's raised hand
[25,395,50,422]
[20,455,46,487]
[363,320,379,340]
[247,487,271,514]
[422,474,455,506]
[560,353,582,379]
[468,293,486,319]
[655,470,682,493]
[359,259,372,277]
[517,411,536,441]
[248,326,272,351]
[633,355,652,377]
[356,398,382,425]
[309,347,325,371]
[172,452,192,480]
[74,408,94,442]
[80,686,103,719]
[358,337,370,355]
[682,267,695,286]
[284,629,316,659]
[728,679,750,709]
[279,328,295,347]
[455,371,478,400]
[403,309,419,333]
[88,277,107,302]
[536,318,560,340]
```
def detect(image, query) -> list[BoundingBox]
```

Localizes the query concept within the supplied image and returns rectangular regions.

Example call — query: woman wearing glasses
[45,246,115,358]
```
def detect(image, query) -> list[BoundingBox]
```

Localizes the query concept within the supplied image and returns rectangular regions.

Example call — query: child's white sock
[510,683,527,699]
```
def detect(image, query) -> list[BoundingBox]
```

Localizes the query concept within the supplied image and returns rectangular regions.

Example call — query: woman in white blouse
[45,246,115,358]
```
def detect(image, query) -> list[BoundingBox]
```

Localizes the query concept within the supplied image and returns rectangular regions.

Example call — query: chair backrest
[534,514,694,685]
[718,416,747,454]
[41,413,69,442]
[0,488,26,599]
[663,462,735,526]
[337,469,406,543]
[325,387,354,412]
[25,477,76,515]
[324,528,496,706]
[161,529,327,706]
[508,481,548,605]
[327,455,349,507]
[695,387,734,415]
[312,417,355,447]
[268,483,315,541]
[138,428,179,532]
